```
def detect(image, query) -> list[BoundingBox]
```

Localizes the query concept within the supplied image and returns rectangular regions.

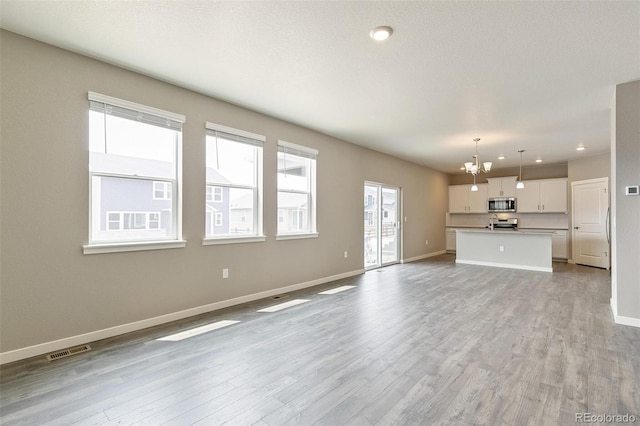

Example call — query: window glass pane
[277,152,310,192]
[205,187,255,237]
[90,111,177,179]
[91,176,174,242]
[206,135,256,186]
[277,192,309,233]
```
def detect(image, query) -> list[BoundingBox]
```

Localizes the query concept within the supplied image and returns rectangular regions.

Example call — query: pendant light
[516,150,525,189]
[471,174,478,192]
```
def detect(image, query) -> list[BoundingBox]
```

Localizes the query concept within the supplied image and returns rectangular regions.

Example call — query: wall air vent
[46,344,92,362]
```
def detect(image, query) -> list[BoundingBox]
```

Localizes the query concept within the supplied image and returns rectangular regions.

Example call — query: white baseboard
[611,298,640,328]
[401,250,446,264]
[0,268,365,365]
[455,259,553,273]
[613,315,640,328]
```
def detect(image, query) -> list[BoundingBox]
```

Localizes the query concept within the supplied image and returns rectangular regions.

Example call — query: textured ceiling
[1,1,639,173]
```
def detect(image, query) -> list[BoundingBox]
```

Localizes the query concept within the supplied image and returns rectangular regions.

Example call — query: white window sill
[275,232,319,241]
[83,240,187,255]
[203,235,266,246]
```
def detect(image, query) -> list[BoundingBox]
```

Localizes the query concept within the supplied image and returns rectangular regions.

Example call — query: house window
[277,141,317,238]
[87,92,184,251]
[153,181,172,200]
[205,122,264,239]
[106,212,162,231]
[213,187,223,202]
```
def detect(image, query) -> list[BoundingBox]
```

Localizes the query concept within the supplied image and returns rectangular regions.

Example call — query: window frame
[276,140,318,240]
[83,92,186,255]
[203,122,265,246]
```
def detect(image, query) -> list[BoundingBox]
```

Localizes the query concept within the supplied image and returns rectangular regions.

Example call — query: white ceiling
[1,1,638,174]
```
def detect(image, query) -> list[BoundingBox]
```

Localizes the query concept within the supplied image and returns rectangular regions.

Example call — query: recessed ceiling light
[535,159,543,163]
[498,156,505,160]
[460,166,465,170]
[370,26,393,41]
[576,146,586,151]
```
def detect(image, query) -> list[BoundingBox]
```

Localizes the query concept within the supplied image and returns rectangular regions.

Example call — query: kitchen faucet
[490,213,498,230]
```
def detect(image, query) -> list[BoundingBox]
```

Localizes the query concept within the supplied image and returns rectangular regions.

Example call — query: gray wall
[611,81,640,322]
[0,31,449,355]
[567,152,611,183]
[448,163,567,185]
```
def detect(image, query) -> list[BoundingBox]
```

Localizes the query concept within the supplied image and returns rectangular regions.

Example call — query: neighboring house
[91,152,174,242]
[205,167,231,237]
[228,192,254,234]
[277,192,308,233]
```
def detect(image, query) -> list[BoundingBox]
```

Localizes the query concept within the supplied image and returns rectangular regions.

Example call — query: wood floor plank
[1,255,639,425]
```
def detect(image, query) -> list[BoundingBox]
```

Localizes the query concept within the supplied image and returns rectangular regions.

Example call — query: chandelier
[464,138,492,175]
[463,138,492,192]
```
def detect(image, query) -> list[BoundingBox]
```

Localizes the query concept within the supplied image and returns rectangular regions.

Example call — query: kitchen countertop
[456,228,557,235]
[446,226,568,230]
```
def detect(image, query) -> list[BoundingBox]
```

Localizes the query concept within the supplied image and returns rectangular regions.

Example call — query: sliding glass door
[364,183,400,269]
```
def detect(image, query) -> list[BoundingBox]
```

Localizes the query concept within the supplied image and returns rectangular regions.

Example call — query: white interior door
[572,178,610,269]
[364,183,399,269]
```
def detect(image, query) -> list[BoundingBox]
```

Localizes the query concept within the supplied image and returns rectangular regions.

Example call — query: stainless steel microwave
[488,197,517,212]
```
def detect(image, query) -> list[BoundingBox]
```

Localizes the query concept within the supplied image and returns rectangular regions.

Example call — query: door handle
[574,226,580,229]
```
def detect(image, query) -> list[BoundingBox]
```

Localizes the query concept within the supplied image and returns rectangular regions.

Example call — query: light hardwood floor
[1,254,639,425]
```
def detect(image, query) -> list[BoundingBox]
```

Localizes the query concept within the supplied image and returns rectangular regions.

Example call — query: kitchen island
[455,229,554,272]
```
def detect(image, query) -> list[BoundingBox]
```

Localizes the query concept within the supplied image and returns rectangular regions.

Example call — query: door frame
[364,181,402,270]
[571,177,610,269]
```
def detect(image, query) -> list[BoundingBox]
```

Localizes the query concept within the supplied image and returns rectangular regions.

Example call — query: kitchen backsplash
[446,212,569,229]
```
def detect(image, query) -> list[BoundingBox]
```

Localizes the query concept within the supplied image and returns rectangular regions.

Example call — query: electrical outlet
[426,239,429,246]
[222,268,229,279]
[499,245,505,252]
[344,251,348,258]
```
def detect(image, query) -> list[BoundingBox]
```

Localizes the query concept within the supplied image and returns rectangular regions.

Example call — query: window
[85,92,184,253]
[205,122,264,242]
[277,140,317,238]
[106,212,161,231]
[213,187,223,202]
[153,181,172,200]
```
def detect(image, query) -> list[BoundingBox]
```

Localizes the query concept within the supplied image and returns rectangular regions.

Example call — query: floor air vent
[46,344,92,362]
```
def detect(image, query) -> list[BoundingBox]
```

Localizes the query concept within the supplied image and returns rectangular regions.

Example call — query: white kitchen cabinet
[551,230,568,259]
[446,229,457,251]
[540,180,568,212]
[517,178,567,213]
[448,184,487,213]
[449,185,470,213]
[487,176,517,198]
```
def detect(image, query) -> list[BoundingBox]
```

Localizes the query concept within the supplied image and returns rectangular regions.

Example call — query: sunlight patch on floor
[257,299,310,312]
[318,285,356,295]
[157,320,240,341]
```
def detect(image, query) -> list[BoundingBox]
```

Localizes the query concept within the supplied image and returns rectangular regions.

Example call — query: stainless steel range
[488,217,518,231]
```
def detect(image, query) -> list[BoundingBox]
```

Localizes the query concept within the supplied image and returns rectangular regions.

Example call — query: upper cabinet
[516,178,567,213]
[449,184,488,213]
[487,176,517,198]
